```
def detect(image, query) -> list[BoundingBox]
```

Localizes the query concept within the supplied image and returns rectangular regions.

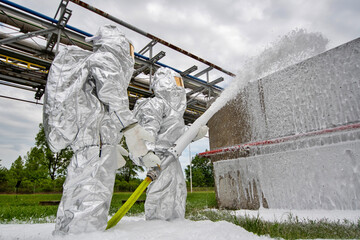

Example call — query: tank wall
[208,37,360,210]
[209,38,360,149]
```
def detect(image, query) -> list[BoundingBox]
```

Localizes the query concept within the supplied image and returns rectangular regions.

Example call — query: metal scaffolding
[0,0,234,124]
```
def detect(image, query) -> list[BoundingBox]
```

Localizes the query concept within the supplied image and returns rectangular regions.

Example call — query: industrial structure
[201,38,360,210]
[0,0,234,124]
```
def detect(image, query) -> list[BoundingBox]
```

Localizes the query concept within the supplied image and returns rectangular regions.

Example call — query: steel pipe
[0,0,91,36]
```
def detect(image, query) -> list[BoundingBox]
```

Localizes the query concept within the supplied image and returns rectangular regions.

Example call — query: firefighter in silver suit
[44,25,160,235]
[133,67,207,221]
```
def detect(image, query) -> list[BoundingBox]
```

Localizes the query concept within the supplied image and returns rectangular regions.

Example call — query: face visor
[174,76,184,88]
[129,43,135,60]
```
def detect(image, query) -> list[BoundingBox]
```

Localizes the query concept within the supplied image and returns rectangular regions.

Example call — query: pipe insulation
[0,0,91,36]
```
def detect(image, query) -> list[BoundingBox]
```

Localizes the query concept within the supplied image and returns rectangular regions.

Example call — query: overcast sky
[0,0,359,172]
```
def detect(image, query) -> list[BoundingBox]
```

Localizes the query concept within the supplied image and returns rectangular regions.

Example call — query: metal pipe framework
[0,0,224,90]
[69,0,236,77]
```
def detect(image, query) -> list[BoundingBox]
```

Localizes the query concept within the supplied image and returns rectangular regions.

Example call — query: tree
[24,147,48,182]
[0,160,9,191]
[117,158,144,182]
[35,123,73,180]
[185,155,214,187]
[8,156,24,190]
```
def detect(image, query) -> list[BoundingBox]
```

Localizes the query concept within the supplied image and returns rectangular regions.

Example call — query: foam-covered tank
[206,37,360,210]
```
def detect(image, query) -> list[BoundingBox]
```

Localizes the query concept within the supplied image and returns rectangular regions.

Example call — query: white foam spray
[216,28,329,115]
[168,29,329,160]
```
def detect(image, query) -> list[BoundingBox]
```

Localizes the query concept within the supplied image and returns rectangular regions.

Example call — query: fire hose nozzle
[146,168,159,181]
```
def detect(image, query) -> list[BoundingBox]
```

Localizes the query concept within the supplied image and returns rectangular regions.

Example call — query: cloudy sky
[0,0,359,172]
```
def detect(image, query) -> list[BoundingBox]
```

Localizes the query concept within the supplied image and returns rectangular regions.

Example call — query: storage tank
[201,37,360,210]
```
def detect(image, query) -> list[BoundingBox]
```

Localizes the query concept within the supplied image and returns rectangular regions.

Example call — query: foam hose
[106,176,152,230]
[106,91,220,229]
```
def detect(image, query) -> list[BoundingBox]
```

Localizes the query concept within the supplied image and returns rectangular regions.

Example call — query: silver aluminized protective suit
[43,25,136,235]
[133,67,187,221]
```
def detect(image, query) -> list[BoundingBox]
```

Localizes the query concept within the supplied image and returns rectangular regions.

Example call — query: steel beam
[138,40,158,55]
[181,65,198,76]
[208,77,224,85]
[186,77,223,97]
[0,94,43,104]
[0,46,52,68]
[194,66,213,78]
[0,27,57,45]
[149,51,166,63]
[0,80,36,91]
[0,73,44,87]
[0,3,91,50]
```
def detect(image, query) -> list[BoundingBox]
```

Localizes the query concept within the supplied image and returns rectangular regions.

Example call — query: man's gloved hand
[116,144,128,168]
[142,151,161,168]
[123,123,154,158]
[192,125,209,142]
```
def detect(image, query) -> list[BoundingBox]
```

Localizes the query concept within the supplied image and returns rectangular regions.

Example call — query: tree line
[0,124,214,193]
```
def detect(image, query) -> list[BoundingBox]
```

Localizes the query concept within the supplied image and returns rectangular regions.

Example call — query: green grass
[0,194,61,223]
[0,192,147,223]
[109,192,146,216]
[1,192,359,239]
[185,191,217,219]
[191,209,360,239]
[251,218,360,240]
[187,187,215,192]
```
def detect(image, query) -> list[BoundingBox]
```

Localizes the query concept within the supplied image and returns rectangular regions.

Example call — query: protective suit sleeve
[90,53,137,129]
[133,98,165,151]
